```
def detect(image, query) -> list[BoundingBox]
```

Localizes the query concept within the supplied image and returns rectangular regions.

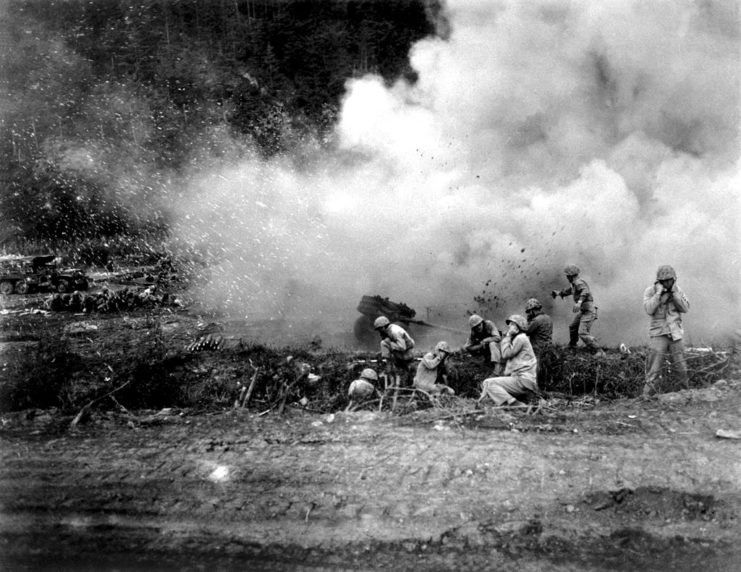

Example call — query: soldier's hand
[551,290,559,299]
[572,303,581,313]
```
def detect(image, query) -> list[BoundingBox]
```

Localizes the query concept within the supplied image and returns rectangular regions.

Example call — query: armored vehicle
[354,295,465,345]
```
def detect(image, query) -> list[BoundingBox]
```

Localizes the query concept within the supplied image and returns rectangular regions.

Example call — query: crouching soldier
[374,316,416,387]
[413,341,456,396]
[348,368,379,402]
[464,314,504,375]
[68,291,85,313]
[478,315,538,407]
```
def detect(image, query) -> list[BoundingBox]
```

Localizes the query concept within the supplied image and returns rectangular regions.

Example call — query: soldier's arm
[643,284,662,315]
[486,322,502,342]
[671,286,690,313]
[386,328,408,351]
[575,279,590,304]
[500,334,522,360]
[421,353,443,369]
[463,332,479,351]
[558,285,573,298]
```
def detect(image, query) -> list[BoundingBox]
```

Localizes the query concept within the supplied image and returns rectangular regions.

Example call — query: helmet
[373,316,390,329]
[468,314,484,328]
[564,265,580,276]
[360,368,378,381]
[435,341,451,354]
[505,314,528,331]
[525,298,542,312]
[656,265,676,280]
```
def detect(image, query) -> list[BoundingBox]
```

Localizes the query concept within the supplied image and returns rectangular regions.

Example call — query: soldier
[82,292,96,313]
[373,316,416,387]
[69,290,84,313]
[96,287,112,313]
[478,315,538,406]
[348,368,379,402]
[552,265,604,356]
[525,298,558,390]
[642,265,690,397]
[45,293,64,312]
[464,314,503,375]
[413,341,456,396]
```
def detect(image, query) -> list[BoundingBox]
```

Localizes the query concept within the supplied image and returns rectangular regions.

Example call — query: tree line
[0,0,441,249]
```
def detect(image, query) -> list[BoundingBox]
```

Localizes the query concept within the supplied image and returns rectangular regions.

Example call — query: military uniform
[413,347,455,395]
[464,315,503,371]
[643,266,690,395]
[479,315,538,406]
[556,276,600,352]
[526,307,558,390]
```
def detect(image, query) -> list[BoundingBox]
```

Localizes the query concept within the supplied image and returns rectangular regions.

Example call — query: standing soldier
[552,265,604,356]
[464,314,504,375]
[373,316,416,387]
[525,298,558,389]
[642,265,690,397]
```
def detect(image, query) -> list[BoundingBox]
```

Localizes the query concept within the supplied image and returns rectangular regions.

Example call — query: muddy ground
[1,289,740,571]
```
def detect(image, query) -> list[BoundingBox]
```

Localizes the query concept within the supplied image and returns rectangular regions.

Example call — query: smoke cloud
[175,0,740,348]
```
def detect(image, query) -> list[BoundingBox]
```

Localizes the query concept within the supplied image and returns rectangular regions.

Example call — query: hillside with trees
[0,0,442,250]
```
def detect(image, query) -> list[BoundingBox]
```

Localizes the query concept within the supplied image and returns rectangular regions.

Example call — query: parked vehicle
[0,254,89,294]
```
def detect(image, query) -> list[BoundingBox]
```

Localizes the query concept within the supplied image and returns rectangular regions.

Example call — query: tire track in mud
[1,398,741,570]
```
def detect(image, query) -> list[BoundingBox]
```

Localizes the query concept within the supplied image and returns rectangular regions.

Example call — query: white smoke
[174,0,740,347]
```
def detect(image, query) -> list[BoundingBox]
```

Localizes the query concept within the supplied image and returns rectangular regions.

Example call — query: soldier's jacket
[558,278,594,312]
[526,312,553,356]
[501,332,537,389]
[380,323,415,353]
[348,378,375,399]
[464,319,501,349]
[413,352,450,391]
[643,283,690,340]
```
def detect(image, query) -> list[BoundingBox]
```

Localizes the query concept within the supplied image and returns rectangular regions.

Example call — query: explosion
[174,0,740,347]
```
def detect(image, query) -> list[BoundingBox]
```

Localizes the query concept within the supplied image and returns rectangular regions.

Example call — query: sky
[174,0,740,348]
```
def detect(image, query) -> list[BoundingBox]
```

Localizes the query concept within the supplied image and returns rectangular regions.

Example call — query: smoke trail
[175,0,740,347]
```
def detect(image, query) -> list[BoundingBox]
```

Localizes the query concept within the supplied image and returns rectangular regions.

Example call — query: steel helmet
[505,314,528,331]
[656,265,677,280]
[525,298,542,312]
[435,341,451,354]
[360,368,378,381]
[468,314,484,328]
[564,265,580,276]
[373,316,390,329]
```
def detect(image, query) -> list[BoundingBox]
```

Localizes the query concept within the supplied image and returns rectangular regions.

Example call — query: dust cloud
[173,0,740,348]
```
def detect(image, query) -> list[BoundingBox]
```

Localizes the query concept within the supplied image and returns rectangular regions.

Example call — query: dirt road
[1,384,740,571]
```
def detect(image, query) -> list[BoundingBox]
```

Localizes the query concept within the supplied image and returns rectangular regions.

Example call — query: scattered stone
[715,429,741,440]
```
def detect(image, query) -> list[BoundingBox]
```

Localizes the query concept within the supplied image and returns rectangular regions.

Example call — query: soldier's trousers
[480,375,537,406]
[569,310,598,351]
[645,334,688,389]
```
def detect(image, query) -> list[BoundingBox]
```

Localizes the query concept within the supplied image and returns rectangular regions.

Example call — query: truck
[0,255,89,295]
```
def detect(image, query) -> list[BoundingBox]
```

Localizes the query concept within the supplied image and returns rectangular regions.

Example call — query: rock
[715,429,741,440]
